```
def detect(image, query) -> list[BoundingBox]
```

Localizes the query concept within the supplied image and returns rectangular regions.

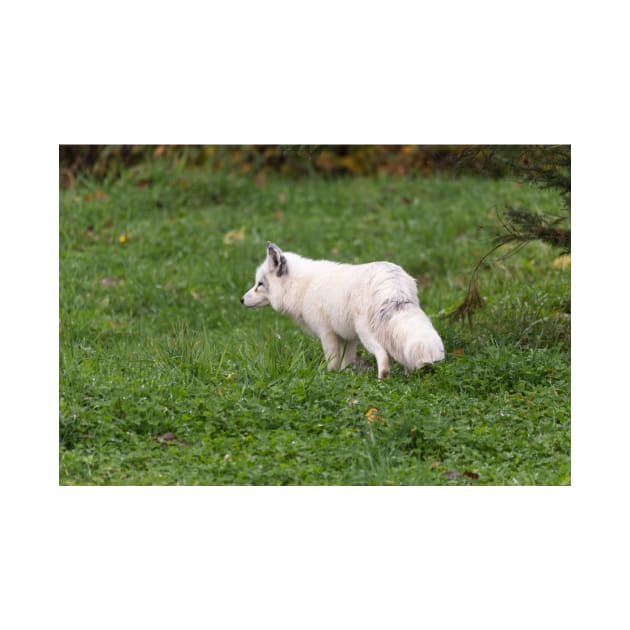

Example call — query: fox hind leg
[356,325,390,379]
[339,339,358,370]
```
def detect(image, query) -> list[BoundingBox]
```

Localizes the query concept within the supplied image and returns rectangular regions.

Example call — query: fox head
[240,241,287,307]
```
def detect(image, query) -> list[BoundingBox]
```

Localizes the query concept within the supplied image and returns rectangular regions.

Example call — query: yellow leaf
[223,228,245,244]
[552,254,571,269]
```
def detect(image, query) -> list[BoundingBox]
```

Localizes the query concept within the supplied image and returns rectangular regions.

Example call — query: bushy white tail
[376,309,445,372]
[402,329,445,370]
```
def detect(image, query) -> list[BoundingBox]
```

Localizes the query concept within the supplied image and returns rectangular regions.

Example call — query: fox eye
[256,281,264,288]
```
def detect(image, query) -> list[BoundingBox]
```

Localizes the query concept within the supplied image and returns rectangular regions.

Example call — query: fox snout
[241,288,269,307]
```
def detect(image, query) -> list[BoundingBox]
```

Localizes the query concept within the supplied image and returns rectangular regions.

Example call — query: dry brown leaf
[463,470,480,480]
[84,190,106,202]
[365,407,384,423]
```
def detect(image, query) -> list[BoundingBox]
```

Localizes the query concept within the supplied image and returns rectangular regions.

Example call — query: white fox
[241,242,445,378]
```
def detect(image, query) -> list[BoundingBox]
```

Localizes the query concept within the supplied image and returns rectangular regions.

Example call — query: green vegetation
[59,165,570,484]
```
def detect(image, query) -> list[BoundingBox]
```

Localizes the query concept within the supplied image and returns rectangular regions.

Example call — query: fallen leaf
[84,190,106,202]
[190,290,201,300]
[101,277,122,288]
[552,254,571,269]
[223,228,245,244]
[451,348,465,356]
[365,407,384,423]
[463,470,480,480]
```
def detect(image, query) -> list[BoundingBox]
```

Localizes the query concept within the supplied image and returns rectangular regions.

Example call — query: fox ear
[267,241,287,277]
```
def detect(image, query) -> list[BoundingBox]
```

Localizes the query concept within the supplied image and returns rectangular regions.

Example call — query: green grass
[59,165,570,485]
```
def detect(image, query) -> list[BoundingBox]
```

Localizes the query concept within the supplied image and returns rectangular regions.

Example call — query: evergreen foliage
[448,145,570,324]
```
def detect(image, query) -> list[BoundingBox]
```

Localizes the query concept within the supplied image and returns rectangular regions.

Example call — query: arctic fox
[241,242,445,378]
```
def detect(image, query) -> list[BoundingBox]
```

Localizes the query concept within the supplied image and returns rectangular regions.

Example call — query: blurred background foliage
[60,144,570,322]
[59,144,569,188]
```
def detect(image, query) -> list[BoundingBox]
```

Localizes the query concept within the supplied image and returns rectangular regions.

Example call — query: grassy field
[59,164,570,485]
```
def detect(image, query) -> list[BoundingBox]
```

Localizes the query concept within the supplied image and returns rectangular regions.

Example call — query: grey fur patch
[276,256,287,277]
[377,298,414,321]
[267,242,288,277]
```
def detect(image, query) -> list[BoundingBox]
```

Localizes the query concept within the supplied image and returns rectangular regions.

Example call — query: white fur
[241,242,445,378]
